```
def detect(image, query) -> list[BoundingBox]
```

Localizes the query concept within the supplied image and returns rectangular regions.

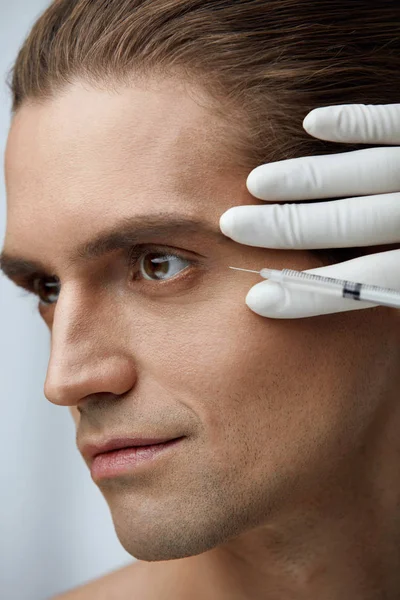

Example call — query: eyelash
[19,245,197,308]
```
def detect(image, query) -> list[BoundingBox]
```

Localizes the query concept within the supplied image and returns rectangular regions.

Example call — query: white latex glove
[219,104,400,318]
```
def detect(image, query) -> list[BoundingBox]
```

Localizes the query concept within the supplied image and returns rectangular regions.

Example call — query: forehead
[6,78,225,169]
[4,78,236,254]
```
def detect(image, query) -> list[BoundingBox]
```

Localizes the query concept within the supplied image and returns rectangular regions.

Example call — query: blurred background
[0,1,134,598]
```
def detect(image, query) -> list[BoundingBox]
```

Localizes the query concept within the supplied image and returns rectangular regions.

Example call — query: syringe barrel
[264,269,344,295]
[260,268,400,308]
[359,285,400,308]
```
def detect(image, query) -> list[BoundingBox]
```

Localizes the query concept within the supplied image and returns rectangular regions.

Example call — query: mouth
[88,437,185,480]
[81,436,185,462]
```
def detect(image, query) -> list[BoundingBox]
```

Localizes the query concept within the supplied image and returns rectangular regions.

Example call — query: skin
[3,78,400,600]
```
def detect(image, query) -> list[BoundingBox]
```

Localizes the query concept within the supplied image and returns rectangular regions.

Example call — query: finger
[246,147,400,201]
[304,104,400,145]
[219,193,400,249]
[245,250,400,319]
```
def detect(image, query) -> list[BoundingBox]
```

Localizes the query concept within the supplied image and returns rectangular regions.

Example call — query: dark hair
[8,0,400,262]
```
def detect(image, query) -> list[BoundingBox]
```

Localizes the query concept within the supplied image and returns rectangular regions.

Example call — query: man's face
[3,79,396,562]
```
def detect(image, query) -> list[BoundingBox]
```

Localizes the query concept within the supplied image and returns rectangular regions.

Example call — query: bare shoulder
[51,561,149,600]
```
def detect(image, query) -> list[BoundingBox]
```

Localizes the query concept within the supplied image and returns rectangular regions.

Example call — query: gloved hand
[219,104,400,318]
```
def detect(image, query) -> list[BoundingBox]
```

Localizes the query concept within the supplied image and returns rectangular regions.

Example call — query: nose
[43,296,137,407]
[44,352,136,407]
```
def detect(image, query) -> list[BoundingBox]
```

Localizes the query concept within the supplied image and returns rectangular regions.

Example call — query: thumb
[245,279,375,319]
[245,250,400,319]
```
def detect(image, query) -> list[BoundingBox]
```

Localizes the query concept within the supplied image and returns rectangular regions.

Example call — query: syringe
[229,266,400,309]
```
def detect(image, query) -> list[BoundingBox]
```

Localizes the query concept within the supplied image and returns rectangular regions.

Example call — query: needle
[229,266,260,274]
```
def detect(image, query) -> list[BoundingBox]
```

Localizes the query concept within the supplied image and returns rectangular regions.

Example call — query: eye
[23,248,194,310]
[134,251,192,281]
[33,276,60,307]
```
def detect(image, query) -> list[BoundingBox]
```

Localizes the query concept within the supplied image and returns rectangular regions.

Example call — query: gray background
[0,1,134,598]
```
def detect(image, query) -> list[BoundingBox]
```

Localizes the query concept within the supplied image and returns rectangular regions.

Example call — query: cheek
[132,290,328,439]
[133,293,373,467]
[130,248,326,414]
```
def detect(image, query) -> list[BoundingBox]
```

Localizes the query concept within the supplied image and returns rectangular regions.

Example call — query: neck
[190,500,400,599]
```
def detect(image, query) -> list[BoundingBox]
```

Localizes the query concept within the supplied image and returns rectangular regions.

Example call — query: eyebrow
[0,213,225,282]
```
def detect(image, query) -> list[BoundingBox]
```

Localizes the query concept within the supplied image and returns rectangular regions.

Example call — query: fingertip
[303,106,333,137]
[245,282,285,316]
[303,109,318,135]
[219,208,236,237]
[246,165,267,198]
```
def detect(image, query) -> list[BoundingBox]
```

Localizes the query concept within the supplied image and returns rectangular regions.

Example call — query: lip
[81,436,184,462]
[89,437,185,480]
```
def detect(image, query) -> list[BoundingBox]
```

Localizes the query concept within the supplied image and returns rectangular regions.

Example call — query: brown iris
[140,252,190,281]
